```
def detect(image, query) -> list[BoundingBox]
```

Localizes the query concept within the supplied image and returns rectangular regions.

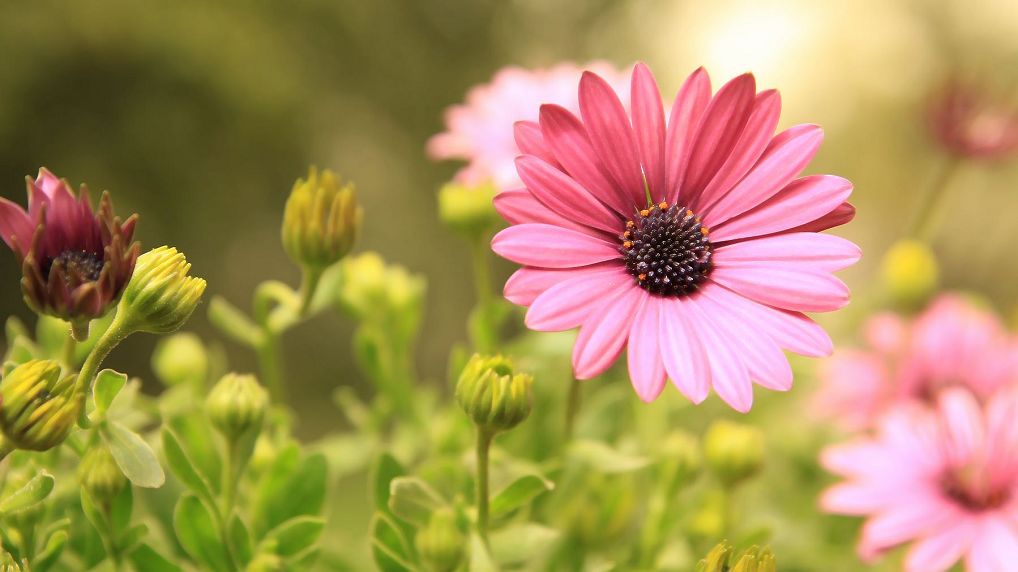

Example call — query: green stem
[0,438,14,463]
[100,506,123,572]
[909,158,961,240]
[298,266,324,317]
[74,313,132,396]
[61,328,77,370]
[475,428,494,541]
[220,437,240,518]
[471,238,494,310]
[564,377,582,444]
[256,333,286,405]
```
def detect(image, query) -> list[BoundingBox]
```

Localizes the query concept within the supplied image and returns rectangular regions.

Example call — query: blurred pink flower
[816,295,1017,430]
[928,81,1018,160]
[428,62,628,191]
[821,387,1018,571]
[492,63,859,412]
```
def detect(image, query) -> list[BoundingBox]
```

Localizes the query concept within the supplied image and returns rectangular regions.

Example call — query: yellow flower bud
[455,354,532,434]
[437,182,499,237]
[152,332,209,387]
[881,239,938,311]
[415,508,465,572]
[118,246,207,334]
[78,446,126,506]
[0,360,82,451]
[282,167,362,270]
[704,420,764,487]
[205,373,269,441]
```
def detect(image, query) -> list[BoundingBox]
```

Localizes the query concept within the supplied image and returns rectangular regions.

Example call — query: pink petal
[861,496,964,559]
[903,520,975,572]
[493,188,596,235]
[503,263,619,306]
[685,295,754,412]
[627,296,666,402]
[665,67,712,204]
[630,63,667,200]
[539,104,633,215]
[491,223,620,268]
[525,266,631,331]
[965,516,1018,572]
[787,201,855,234]
[0,198,32,251]
[937,388,985,467]
[514,121,559,166]
[713,233,862,273]
[709,264,850,313]
[703,124,824,226]
[710,175,853,242]
[658,297,711,403]
[578,71,646,208]
[572,286,643,379]
[516,155,622,234]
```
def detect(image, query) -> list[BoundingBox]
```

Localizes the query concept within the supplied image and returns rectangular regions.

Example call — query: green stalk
[298,266,324,317]
[475,428,494,541]
[256,334,286,405]
[909,158,961,240]
[74,313,132,396]
[61,329,78,370]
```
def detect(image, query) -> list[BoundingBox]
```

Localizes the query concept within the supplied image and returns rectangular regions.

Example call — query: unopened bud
[658,431,702,495]
[704,420,764,487]
[415,508,465,572]
[731,547,776,572]
[79,446,126,506]
[206,373,268,441]
[152,332,209,387]
[337,252,426,323]
[437,182,498,237]
[881,239,938,311]
[282,167,361,270]
[0,360,82,451]
[455,354,532,434]
[118,246,206,334]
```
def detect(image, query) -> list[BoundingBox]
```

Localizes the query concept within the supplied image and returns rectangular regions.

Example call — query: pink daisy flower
[491,63,859,412]
[821,387,1018,571]
[816,294,1017,430]
[428,62,628,191]
[928,80,1018,161]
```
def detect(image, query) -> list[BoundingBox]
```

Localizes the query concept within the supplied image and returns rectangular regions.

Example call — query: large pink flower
[491,63,859,412]
[816,294,1017,430]
[428,62,628,191]
[821,388,1018,571]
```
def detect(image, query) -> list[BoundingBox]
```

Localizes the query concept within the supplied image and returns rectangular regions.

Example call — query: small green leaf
[110,482,134,535]
[104,422,165,488]
[208,296,262,347]
[120,523,148,551]
[229,514,254,566]
[490,524,559,567]
[0,472,55,514]
[162,429,215,502]
[372,453,405,514]
[173,495,231,572]
[370,512,415,572]
[263,516,325,558]
[253,448,327,534]
[168,415,222,488]
[490,475,554,521]
[387,476,446,526]
[93,369,127,414]
[31,529,68,572]
[129,543,183,572]
[568,440,650,474]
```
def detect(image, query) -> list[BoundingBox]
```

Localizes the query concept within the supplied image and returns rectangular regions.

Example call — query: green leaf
[263,516,325,558]
[93,369,127,414]
[490,475,554,521]
[104,421,165,488]
[388,477,445,527]
[120,523,148,551]
[370,512,415,572]
[469,532,499,572]
[0,472,55,514]
[568,440,650,474]
[162,429,215,503]
[110,482,134,535]
[489,523,559,568]
[173,495,231,572]
[129,543,183,572]
[229,514,254,566]
[169,415,222,488]
[208,296,262,347]
[254,449,327,534]
[31,529,68,572]
[372,453,405,514]
[79,489,105,537]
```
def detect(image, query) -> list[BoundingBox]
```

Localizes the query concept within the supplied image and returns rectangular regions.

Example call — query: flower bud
[415,508,465,572]
[337,252,426,322]
[0,360,82,451]
[881,239,938,311]
[78,446,126,506]
[1,466,47,529]
[698,543,776,572]
[0,550,24,572]
[657,430,702,495]
[437,182,498,237]
[282,167,362,270]
[455,354,532,434]
[152,332,209,387]
[697,542,734,572]
[118,246,206,334]
[731,547,776,572]
[703,420,764,487]
[206,373,269,441]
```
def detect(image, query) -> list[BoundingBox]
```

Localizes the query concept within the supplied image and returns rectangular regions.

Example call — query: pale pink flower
[816,295,1017,430]
[928,80,1018,160]
[821,388,1018,572]
[428,62,628,191]
[491,63,859,412]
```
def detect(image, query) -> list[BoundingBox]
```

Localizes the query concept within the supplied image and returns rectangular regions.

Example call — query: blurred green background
[2,0,1017,437]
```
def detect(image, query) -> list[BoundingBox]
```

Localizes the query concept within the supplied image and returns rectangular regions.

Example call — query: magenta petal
[516,155,622,234]
[703,124,824,226]
[492,224,620,268]
[788,201,856,234]
[713,233,862,273]
[493,188,596,235]
[711,175,853,241]
[539,104,632,215]
[630,63,667,200]
[627,296,667,402]
[665,68,712,204]
[659,298,711,403]
[0,198,32,251]
[514,121,559,167]
[710,262,850,313]
[526,266,630,331]
[578,71,646,208]
[503,263,618,306]
[572,286,643,379]
[685,295,754,412]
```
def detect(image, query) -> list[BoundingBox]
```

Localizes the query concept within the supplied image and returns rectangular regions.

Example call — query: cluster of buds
[205,373,269,441]
[281,167,362,272]
[703,420,765,488]
[0,360,82,451]
[116,246,207,335]
[455,354,533,434]
[698,542,776,572]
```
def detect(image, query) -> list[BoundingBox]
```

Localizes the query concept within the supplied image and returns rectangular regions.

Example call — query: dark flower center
[941,470,1010,511]
[46,250,104,285]
[620,202,713,297]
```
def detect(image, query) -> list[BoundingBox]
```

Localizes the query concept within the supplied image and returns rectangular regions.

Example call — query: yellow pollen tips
[659,202,668,210]
[623,241,633,249]
[640,209,650,217]
[686,209,693,217]
[638,273,647,281]
[701,227,710,236]
[623,231,631,239]
[626,221,635,229]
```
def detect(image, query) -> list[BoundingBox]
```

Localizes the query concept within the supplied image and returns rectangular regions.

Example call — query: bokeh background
[2,0,1018,439]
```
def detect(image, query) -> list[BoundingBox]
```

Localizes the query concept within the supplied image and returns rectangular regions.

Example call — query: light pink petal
[630,63,667,200]
[965,516,1018,572]
[786,201,855,234]
[861,496,964,559]
[864,312,908,355]
[937,388,985,466]
[986,387,1018,489]
[903,520,975,572]
[493,188,596,235]
[491,224,620,268]
[539,104,633,215]
[578,71,646,208]
[821,441,901,478]
[665,67,712,204]
[503,263,617,306]
[698,90,782,212]
[710,175,853,242]
[514,121,559,166]
[713,233,861,273]
[35,167,64,198]
[709,264,850,313]
[822,482,909,515]
[685,295,754,412]
[525,266,631,331]
[703,124,824,226]
[572,286,643,379]
[516,155,622,234]
[0,198,32,251]
[704,283,833,356]
[658,298,711,403]
[627,296,666,402]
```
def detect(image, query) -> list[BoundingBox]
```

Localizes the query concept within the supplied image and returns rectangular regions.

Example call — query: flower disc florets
[620,202,712,296]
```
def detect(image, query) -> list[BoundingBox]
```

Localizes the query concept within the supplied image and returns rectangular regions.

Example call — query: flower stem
[61,329,78,370]
[909,158,962,240]
[0,438,14,463]
[74,313,132,396]
[256,333,286,405]
[475,428,494,540]
[471,238,494,310]
[298,266,324,317]
[220,437,241,518]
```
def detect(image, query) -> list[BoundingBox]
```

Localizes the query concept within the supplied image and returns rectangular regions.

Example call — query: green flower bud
[152,332,209,387]
[0,550,24,572]
[437,182,498,237]
[282,167,362,270]
[415,508,465,572]
[455,354,532,434]
[206,373,268,441]
[703,420,765,487]
[697,542,735,572]
[78,446,126,506]
[118,246,207,334]
[1,465,48,530]
[881,239,938,311]
[657,430,702,495]
[337,252,426,322]
[246,552,284,572]
[0,360,82,451]
[731,547,776,572]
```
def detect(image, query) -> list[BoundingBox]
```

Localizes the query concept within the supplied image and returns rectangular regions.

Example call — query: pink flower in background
[428,62,628,191]
[821,388,1018,571]
[928,80,1018,160]
[492,63,859,412]
[816,295,1017,430]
